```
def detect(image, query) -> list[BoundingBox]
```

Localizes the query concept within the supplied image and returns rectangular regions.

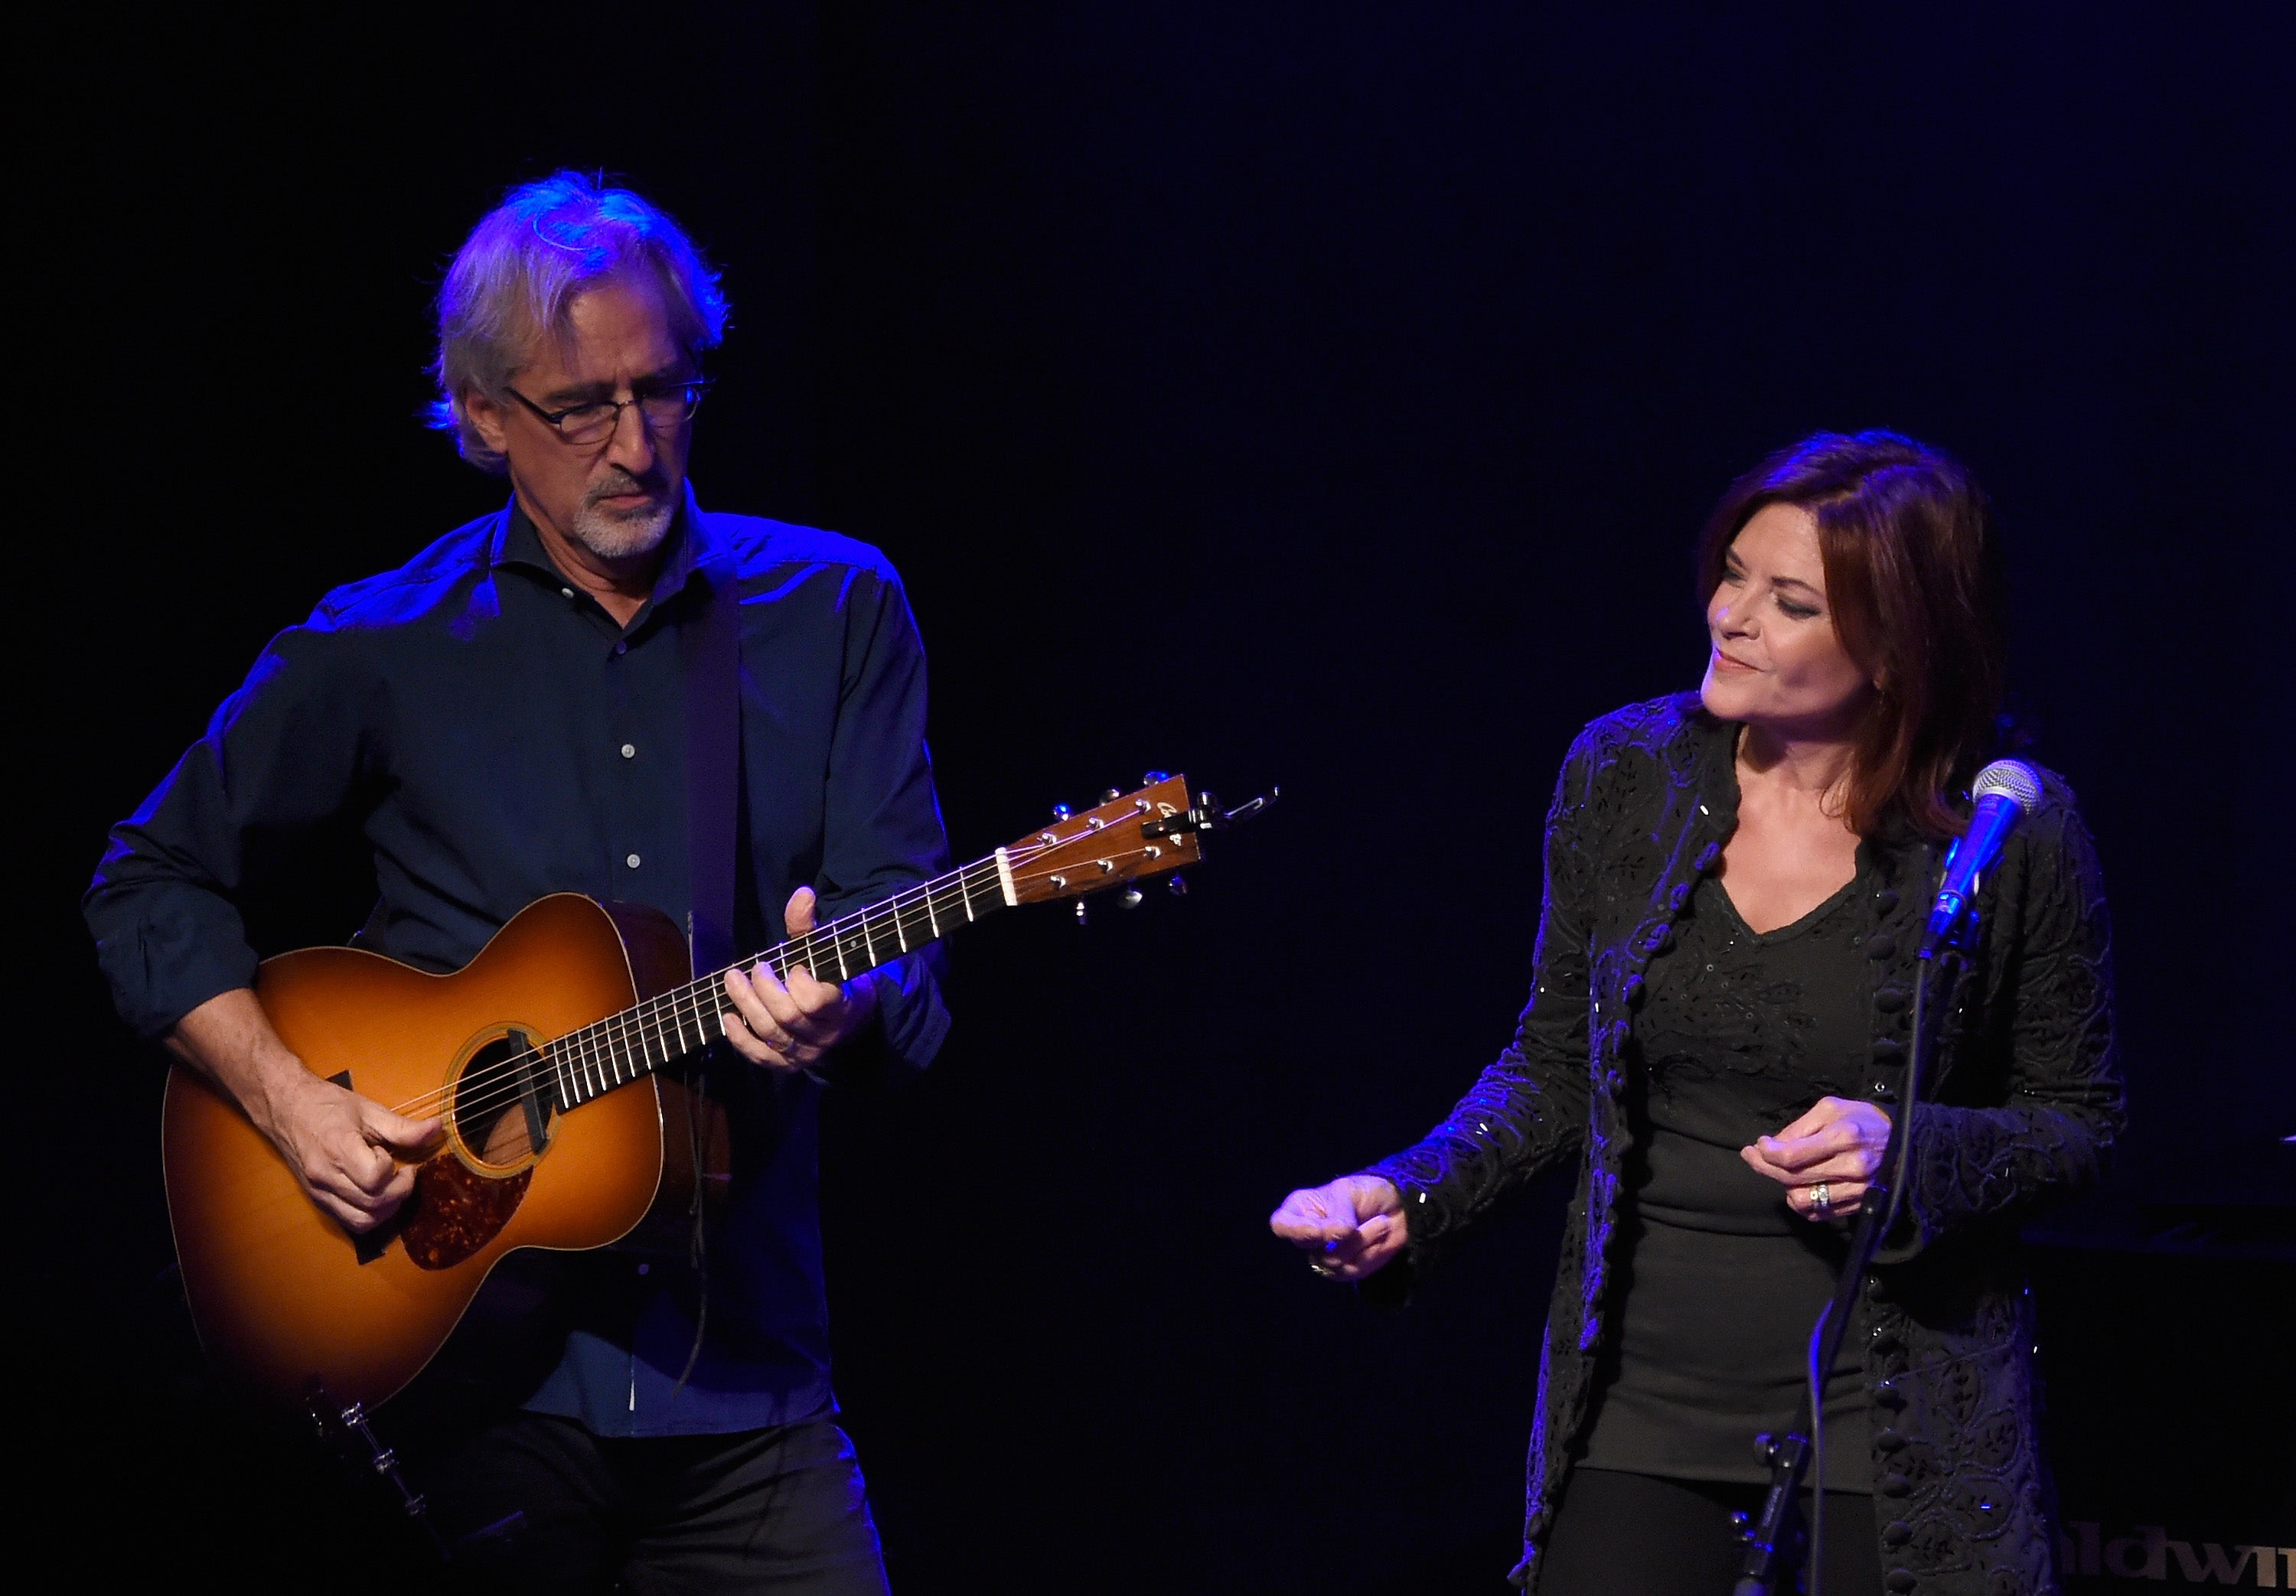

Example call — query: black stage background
[34,5,2291,1588]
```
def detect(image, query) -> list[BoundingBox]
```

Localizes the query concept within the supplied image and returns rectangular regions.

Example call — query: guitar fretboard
[544,852,1015,1109]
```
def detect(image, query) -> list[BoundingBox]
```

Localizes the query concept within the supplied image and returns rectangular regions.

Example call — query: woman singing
[1271,432,2122,1596]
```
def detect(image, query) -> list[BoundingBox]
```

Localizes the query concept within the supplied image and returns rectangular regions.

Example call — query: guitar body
[162,894,694,1412]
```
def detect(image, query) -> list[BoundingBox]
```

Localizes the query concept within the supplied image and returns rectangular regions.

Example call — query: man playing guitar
[85,171,946,1594]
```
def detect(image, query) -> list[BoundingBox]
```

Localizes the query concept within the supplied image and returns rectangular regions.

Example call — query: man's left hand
[1740,1095,1892,1221]
[721,888,881,1073]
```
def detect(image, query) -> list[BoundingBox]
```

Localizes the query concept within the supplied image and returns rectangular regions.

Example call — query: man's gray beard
[566,494,676,561]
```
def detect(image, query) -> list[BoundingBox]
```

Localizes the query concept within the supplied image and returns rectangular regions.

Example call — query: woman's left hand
[1740,1096,1893,1222]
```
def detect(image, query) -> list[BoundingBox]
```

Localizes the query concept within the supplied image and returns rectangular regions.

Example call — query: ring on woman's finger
[1309,1259,1340,1278]
[1810,1181,1833,1221]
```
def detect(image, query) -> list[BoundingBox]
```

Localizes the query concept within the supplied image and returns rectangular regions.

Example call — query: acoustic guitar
[164,774,1254,1414]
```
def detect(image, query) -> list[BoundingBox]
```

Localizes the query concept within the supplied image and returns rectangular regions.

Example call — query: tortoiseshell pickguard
[400,1155,530,1270]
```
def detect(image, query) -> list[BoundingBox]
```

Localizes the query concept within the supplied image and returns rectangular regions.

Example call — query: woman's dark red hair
[1695,430,2007,839]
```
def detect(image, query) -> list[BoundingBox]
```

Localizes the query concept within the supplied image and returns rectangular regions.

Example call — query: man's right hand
[168,987,441,1234]
[1268,1174,1409,1282]
[263,1070,442,1233]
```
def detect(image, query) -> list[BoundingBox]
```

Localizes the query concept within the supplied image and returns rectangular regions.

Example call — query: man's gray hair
[429,171,730,472]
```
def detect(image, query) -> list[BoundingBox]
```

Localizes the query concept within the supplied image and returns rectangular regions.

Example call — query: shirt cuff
[873,946,951,1072]
[94,901,262,1039]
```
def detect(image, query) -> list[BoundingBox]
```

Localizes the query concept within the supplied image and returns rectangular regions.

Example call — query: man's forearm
[167,988,318,1148]
[166,989,435,1230]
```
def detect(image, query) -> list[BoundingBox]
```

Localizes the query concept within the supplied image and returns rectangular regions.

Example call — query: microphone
[1922,759,2043,957]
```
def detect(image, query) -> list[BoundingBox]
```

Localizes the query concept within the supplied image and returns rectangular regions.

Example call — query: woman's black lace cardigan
[1365,695,2123,1596]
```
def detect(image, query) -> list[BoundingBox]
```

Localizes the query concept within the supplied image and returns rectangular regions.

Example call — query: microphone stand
[1731,914,1970,1596]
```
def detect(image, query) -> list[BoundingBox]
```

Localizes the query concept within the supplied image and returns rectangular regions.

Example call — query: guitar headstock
[1001,774,1200,906]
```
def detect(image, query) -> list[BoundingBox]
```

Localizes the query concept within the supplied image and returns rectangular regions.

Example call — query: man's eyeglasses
[504,379,713,446]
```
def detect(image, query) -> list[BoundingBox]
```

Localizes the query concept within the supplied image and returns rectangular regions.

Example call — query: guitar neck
[547,851,1017,1109]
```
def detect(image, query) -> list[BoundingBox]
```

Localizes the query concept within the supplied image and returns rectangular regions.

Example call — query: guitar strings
[377,855,1016,1124]
[379,829,1167,1132]
[402,841,1138,1132]
[417,829,1156,1133]
[207,848,1130,1223]
[375,850,1016,1122]
[426,809,1170,1129]
[380,856,1006,1125]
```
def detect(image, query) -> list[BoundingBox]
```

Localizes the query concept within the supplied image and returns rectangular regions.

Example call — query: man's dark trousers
[426,1410,890,1595]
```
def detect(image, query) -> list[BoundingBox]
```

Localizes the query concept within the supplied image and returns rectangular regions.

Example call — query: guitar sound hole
[452,1030,554,1169]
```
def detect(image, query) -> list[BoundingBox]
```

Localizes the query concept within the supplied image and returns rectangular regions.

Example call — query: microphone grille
[1971,758,2043,813]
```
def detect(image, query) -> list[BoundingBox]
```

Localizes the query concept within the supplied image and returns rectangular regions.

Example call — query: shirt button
[621,743,637,759]
[560,587,575,599]
[614,641,628,656]
[625,853,642,869]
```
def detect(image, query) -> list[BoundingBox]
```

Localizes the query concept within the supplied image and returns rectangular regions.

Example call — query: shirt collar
[490,480,726,613]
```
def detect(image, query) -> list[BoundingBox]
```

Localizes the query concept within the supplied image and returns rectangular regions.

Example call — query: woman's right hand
[1269,1174,1409,1281]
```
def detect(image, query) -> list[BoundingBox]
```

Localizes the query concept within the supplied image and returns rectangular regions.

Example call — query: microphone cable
[1806,1299,1832,1596]
[1809,852,1945,1596]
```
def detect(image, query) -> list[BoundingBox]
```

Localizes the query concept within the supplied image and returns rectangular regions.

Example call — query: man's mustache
[585,470,670,506]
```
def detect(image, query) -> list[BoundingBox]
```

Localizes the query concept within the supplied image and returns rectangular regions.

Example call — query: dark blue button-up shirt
[86,490,951,1437]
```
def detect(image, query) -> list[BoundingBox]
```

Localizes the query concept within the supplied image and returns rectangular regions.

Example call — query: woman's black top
[1579,850,1877,1490]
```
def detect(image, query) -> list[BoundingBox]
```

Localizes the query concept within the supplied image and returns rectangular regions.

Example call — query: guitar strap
[680,522,741,979]
[670,518,741,1397]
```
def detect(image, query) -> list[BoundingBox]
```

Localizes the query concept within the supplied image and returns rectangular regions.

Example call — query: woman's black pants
[1538,1466,1882,1596]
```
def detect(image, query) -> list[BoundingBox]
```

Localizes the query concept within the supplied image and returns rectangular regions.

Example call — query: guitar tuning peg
[1120,886,1143,908]
[1052,803,1072,821]
[1167,874,1188,897]
[1074,899,1090,926]
[1143,770,1169,786]
[1101,788,1120,804]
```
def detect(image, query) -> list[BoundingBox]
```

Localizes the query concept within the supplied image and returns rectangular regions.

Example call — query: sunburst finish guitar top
[162,774,1241,1411]
[164,895,685,1411]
